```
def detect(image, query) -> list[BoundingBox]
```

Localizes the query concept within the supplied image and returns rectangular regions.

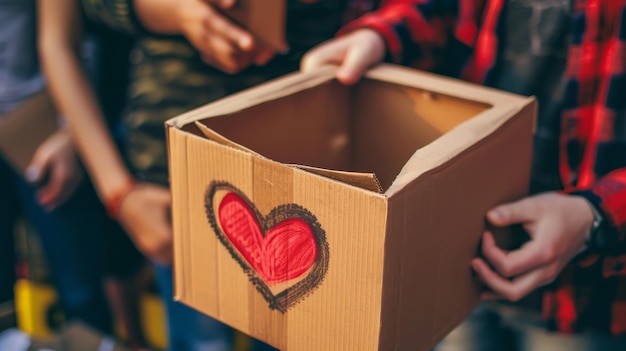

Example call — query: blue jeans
[153,264,278,351]
[153,264,232,351]
[0,157,112,333]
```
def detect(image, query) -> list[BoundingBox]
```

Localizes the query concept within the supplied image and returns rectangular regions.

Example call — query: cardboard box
[166,64,536,351]
[0,90,58,175]
[225,0,287,52]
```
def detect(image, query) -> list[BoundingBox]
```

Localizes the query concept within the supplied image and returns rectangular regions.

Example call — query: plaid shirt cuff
[338,12,404,64]
[569,185,626,277]
[338,1,444,66]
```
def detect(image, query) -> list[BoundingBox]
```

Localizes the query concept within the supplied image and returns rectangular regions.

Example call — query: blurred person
[42,1,391,350]
[303,0,626,349]
[38,1,152,348]
[36,1,156,351]
[0,0,149,345]
[0,0,146,342]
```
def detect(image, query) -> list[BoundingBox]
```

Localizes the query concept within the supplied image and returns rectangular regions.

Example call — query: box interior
[187,79,490,192]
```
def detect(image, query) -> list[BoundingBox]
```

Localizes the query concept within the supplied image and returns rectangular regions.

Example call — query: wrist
[104,177,140,220]
[569,191,607,253]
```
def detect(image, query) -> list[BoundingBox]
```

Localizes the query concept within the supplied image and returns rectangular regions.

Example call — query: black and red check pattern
[344,0,626,336]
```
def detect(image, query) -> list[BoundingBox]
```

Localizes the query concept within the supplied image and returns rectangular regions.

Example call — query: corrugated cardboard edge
[166,123,190,304]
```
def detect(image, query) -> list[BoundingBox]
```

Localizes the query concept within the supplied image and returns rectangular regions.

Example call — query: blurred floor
[0,301,16,332]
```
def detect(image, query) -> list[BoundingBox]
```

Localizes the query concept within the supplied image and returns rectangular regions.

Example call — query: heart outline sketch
[205,181,330,313]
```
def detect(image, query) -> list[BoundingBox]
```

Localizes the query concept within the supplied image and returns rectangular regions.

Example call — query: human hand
[118,184,173,265]
[472,192,594,302]
[176,0,275,73]
[301,28,386,85]
[26,130,83,211]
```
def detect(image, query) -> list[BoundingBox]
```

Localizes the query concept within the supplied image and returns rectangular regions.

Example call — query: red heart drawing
[205,182,329,312]
[218,192,317,285]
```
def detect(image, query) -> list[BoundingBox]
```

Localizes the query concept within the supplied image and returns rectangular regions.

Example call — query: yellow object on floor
[14,279,60,338]
[14,279,168,349]
[15,279,251,351]
[13,279,254,350]
[139,292,167,350]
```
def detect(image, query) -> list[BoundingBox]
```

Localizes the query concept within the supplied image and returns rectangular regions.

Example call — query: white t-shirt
[0,0,45,115]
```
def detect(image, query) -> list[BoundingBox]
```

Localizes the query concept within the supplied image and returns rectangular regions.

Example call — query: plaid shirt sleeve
[572,172,626,276]
[81,0,144,34]
[558,0,626,278]
[338,0,464,67]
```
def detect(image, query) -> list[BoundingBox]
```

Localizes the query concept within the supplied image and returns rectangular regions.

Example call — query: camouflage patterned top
[81,0,363,185]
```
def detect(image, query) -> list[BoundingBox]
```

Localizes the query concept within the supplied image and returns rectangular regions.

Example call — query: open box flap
[360,66,538,196]
[290,165,383,193]
[195,121,259,156]
[386,102,534,196]
[195,121,384,193]
[170,64,536,197]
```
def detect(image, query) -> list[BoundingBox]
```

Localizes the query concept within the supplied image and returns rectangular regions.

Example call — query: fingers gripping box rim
[165,64,536,351]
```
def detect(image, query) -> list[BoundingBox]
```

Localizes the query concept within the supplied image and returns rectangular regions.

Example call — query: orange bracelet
[105,179,139,220]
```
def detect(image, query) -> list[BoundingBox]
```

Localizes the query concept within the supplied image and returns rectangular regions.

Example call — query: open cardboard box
[166,64,536,351]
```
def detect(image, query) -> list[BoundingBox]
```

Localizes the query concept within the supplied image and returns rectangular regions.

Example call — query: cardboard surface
[0,91,59,175]
[166,64,536,350]
[225,0,287,52]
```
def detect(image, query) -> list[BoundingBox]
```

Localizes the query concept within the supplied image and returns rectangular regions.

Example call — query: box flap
[362,66,537,196]
[169,64,535,198]
[195,121,258,155]
[294,165,383,193]
[195,121,384,193]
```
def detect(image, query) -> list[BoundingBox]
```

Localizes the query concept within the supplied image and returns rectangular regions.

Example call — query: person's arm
[471,192,594,301]
[84,0,273,73]
[471,166,626,301]
[38,0,132,206]
[38,0,173,264]
[302,0,463,84]
[568,170,626,274]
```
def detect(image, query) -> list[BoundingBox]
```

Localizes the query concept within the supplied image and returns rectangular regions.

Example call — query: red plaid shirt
[344,0,626,336]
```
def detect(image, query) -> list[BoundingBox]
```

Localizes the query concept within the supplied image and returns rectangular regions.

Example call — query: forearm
[41,44,134,201]
[339,0,460,65]
[38,0,134,202]
[132,0,184,34]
